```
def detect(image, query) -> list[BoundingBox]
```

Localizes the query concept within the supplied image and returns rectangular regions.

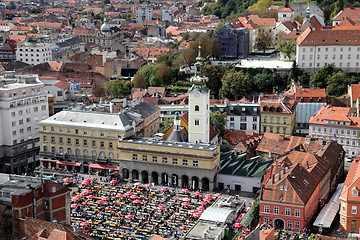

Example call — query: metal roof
[199,207,234,223]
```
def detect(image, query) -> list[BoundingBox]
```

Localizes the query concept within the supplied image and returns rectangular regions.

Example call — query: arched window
[99,151,105,159]
[109,152,113,160]
[51,146,55,153]
[83,149,88,156]
[43,145,48,152]
[195,105,199,111]
[92,150,97,157]
[67,148,72,155]
[59,147,64,154]
[75,149,80,156]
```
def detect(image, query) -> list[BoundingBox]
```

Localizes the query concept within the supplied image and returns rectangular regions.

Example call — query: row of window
[229,123,257,131]
[264,218,300,229]
[9,97,45,108]
[18,58,50,63]
[264,206,301,217]
[263,126,287,134]
[42,126,120,138]
[43,145,114,159]
[12,126,33,135]
[301,62,359,68]
[43,136,114,149]
[19,48,50,52]
[132,154,198,167]
[341,218,358,231]
[18,53,50,57]
[312,126,357,136]
[342,203,358,214]
[229,116,257,122]
[8,88,41,98]
[303,47,360,52]
[302,54,360,60]
[263,116,287,124]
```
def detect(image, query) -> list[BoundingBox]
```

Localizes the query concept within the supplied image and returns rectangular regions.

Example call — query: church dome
[101,18,111,32]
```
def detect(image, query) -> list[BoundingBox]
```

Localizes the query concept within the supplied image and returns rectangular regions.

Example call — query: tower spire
[196,42,203,63]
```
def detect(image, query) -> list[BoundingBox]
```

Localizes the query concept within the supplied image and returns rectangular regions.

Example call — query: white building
[161,7,172,22]
[211,101,261,134]
[135,6,153,23]
[16,43,52,65]
[309,105,360,158]
[296,27,360,72]
[158,104,188,121]
[0,72,49,174]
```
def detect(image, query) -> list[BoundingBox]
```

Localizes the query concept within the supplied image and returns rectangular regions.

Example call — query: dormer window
[353,189,359,197]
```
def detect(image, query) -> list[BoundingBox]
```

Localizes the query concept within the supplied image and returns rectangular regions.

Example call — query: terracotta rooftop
[54,81,71,90]
[340,156,360,202]
[333,7,360,22]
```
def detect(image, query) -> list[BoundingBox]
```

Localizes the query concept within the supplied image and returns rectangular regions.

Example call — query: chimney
[272,174,275,184]
[278,173,281,181]
[283,167,286,175]
[306,161,309,169]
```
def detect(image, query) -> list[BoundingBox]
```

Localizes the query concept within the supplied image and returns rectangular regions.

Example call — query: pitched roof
[279,7,293,12]
[54,81,71,90]
[48,61,63,71]
[297,27,360,46]
[308,105,360,127]
[340,156,360,202]
[333,7,360,22]
[349,84,360,101]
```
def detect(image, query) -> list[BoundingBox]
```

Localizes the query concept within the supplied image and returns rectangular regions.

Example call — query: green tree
[7,1,16,9]
[204,65,226,99]
[309,64,337,89]
[160,118,173,133]
[133,73,146,88]
[104,0,110,4]
[248,0,273,13]
[253,73,273,92]
[331,0,344,18]
[105,79,133,98]
[326,71,349,96]
[294,14,304,22]
[220,69,252,99]
[254,28,272,54]
[157,64,170,85]
[210,112,226,135]
[276,40,296,60]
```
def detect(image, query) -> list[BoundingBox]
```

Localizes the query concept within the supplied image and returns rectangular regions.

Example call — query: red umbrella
[239,213,245,218]
[181,202,190,207]
[215,193,221,197]
[110,180,117,184]
[72,196,81,202]
[80,222,89,227]
[234,223,242,228]
[199,201,207,205]
[102,196,110,201]
[182,189,190,193]
[146,183,152,187]
[125,191,133,196]
[63,177,71,182]
[182,197,190,202]
[193,212,202,218]
[96,200,104,205]
[197,206,205,211]
[132,199,141,204]
[71,204,79,208]
[235,219,241,223]
[194,191,201,196]
[188,210,196,215]
[87,195,95,199]
[116,194,123,198]
[82,180,90,186]
[205,194,212,198]
[249,202,253,206]
[125,214,134,220]
[130,195,138,199]
[134,182,142,186]
[157,205,165,211]
[90,178,96,181]
[161,187,168,191]
[244,207,250,212]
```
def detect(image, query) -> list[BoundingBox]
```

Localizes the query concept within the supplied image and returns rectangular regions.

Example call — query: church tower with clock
[188,45,210,144]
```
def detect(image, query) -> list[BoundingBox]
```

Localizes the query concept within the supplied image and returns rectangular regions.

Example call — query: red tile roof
[349,84,360,101]
[278,7,293,12]
[340,156,360,202]
[333,7,360,22]
[297,27,360,46]
[308,105,360,127]
[54,81,71,90]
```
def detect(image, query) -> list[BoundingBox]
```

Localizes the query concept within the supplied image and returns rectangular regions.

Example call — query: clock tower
[188,45,210,144]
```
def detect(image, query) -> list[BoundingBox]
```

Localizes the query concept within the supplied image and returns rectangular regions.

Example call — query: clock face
[194,91,200,98]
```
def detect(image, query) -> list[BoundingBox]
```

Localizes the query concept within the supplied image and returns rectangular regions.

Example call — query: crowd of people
[70,178,221,239]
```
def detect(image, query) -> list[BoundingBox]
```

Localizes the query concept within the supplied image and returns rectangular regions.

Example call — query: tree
[294,14,304,22]
[254,28,272,54]
[105,79,133,98]
[204,65,226,99]
[7,1,16,9]
[210,112,226,135]
[104,0,110,4]
[332,0,344,18]
[133,73,146,88]
[160,118,173,133]
[220,69,252,99]
[253,73,273,92]
[326,71,349,96]
[248,0,273,13]
[157,64,170,85]
[276,40,296,60]
[309,64,337,89]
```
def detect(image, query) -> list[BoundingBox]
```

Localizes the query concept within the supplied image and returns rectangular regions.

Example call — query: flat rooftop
[120,136,218,151]
[186,220,226,240]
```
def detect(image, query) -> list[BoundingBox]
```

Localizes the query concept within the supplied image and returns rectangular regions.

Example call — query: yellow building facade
[260,97,297,135]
